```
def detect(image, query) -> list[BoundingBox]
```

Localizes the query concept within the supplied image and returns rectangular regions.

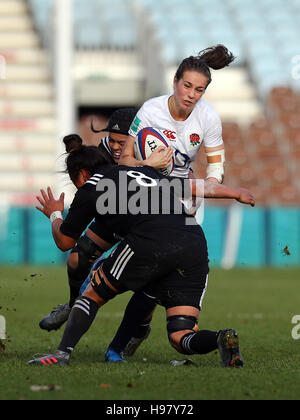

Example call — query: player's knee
[167,315,198,355]
[68,236,104,284]
[90,265,119,303]
[67,252,79,271]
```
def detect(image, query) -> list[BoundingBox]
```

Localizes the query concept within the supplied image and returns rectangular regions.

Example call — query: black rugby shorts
[93,229,209,310]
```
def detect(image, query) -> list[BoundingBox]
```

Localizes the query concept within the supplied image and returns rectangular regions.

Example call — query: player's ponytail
[198,44,235,71]
[175,44,235,87]
[63,134,83,153]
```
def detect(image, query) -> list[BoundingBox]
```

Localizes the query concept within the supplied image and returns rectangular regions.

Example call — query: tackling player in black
[29,143,255,367]
[39,107,174,364]
[39,108,138,333]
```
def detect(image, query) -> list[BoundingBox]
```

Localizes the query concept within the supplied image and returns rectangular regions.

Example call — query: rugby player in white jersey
[107,45,235,361]
[120,45,234,184]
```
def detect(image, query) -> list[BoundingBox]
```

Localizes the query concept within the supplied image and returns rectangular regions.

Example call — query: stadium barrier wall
[0,206,299,267]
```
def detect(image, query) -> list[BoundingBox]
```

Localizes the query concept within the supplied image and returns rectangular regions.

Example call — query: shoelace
[50,304,69,314]
[30,353,60,365]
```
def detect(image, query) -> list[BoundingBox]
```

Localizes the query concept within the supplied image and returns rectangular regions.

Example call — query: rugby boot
[105,348,127,363]
[217,328,244,368]
[122,326,151,357]
[28,350,70,366]
[39,303,71,331]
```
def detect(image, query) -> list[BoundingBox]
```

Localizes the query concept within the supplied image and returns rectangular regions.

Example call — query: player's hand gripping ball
[134,127,174,176]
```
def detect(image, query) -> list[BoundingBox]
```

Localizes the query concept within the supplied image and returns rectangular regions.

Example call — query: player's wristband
[50,211,63,223]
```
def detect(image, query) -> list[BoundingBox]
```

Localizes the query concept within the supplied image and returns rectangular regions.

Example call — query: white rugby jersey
[129,95,224,178]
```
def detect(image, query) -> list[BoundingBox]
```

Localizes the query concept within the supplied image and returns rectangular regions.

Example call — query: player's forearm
[206,177,220,183]
[190,179,239,199]
[52,219,76,251]
[203,181,240,199]
[118,153,147,167]
[193,180,255,207]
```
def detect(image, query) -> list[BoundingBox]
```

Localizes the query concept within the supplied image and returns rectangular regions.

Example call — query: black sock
[133,319,152,339]
[109,292,156,353]
[68,265,91,307]
[180,330,218,355]
[58,297,99,354]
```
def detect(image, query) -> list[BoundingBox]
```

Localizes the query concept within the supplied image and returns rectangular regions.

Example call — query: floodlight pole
[54,0,76,202]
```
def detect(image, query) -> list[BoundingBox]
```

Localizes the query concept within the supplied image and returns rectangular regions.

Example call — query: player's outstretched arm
[190,179,255,207]
[36,187,76,251]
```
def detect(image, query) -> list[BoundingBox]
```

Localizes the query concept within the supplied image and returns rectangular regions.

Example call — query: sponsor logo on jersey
[190,133,201,146]
[163,130,176,141]
[130,116,141,134]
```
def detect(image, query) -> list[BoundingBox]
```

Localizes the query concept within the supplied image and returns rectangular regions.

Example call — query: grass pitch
[0,265,300,401]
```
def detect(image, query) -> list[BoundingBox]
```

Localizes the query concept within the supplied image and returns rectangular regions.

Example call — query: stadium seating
[25,0,300,97]
[0,0,57,202]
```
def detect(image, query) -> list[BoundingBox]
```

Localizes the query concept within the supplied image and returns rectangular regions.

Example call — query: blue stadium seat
[193,0,227,13]
[227,0,259,13]
[251,56,282,79]
[160,42,182,65]
[239,26,269,42]
[266,12,298,27]
[108,26,136,49]
[76,26,105,49]
[290,0,300,11]
[257,73,290,98]
[27,0,300,100]
[281,43,300,62]
[180,39,210,59]
[273,27,300,44]
[259,0,290,10]
[207,27,238,43]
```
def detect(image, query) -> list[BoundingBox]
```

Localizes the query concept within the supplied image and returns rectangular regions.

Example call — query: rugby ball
[134,127,174,176]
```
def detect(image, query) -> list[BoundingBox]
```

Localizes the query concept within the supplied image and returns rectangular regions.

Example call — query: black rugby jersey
[60,165,203,241]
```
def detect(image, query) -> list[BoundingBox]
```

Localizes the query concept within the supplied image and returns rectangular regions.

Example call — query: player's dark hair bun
[198,44,235,70]
[63,134,83,153]
[175,44,235,87]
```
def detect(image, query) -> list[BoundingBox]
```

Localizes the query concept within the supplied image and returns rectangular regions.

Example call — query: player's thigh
[100,239,165,293]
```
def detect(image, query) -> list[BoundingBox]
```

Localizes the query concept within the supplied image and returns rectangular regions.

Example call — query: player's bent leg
[39,236,104,332]
[122,310,153,357]
[67,235,104,307]
[166,306,200,354]
[166,306,220,356]
[38,251,79,332]
[166,307,243,367]
[29,293,101,367]
[106,292,156,360]
[29,264,120,366]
